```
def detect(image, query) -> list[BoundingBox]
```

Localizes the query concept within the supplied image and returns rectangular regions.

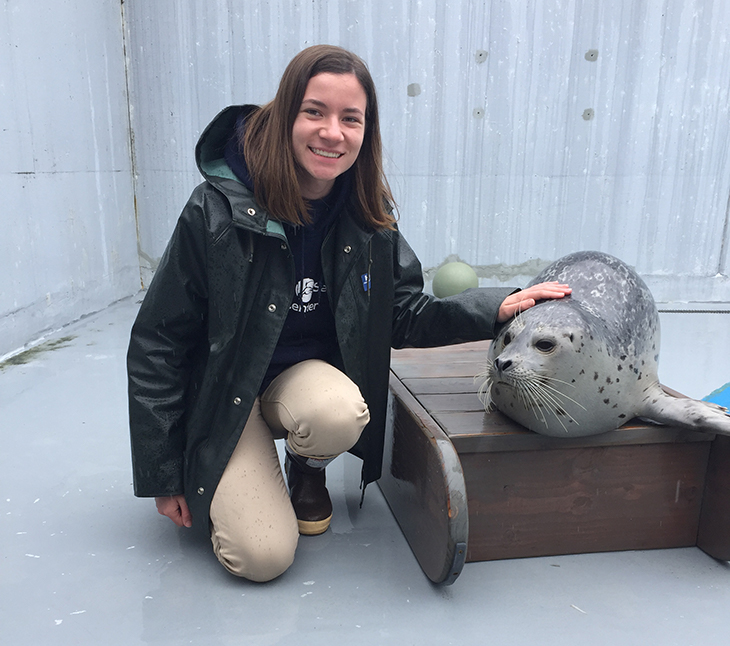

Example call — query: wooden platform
[378,341,730,585]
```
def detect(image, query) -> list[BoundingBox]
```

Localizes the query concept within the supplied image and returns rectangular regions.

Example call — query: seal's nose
[494,358,512,372]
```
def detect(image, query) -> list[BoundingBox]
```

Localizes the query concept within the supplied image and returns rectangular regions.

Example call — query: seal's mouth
[492,374,518,387]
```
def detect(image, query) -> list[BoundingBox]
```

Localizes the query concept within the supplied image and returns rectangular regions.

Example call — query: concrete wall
[3,0,730,358]
[125,0,730,303]
[1,0,139,358]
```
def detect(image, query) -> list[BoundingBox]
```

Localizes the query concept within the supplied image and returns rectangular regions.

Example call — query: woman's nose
[319,117,344,141]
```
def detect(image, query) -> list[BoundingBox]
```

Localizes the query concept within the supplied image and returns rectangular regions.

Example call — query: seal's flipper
[639,387,730,436]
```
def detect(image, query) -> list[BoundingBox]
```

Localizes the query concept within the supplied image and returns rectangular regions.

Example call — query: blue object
[704,382,730,408]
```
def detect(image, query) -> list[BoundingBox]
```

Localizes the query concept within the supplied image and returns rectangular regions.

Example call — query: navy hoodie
[224,124,346,391]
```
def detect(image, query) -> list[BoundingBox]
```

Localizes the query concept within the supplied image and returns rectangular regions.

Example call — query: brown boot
[285,449,333,535]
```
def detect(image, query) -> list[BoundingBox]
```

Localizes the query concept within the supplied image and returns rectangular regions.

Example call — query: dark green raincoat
[127,105,514,532]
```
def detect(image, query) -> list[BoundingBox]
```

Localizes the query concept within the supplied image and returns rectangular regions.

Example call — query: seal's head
[479,295,649,437]
[481,302,586,435]
[478,251,730,439]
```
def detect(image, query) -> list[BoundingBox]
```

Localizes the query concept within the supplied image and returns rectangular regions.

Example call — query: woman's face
[291,72,367,200]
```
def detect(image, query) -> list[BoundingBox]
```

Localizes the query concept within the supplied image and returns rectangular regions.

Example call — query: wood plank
[378,374,468,584]
[462,442,710,561]
[431,410,712,453]
[391,340,491,364]
[416,392,485,412]
[401,377,480,395]
[390,341,490,379]
[388,361,486,380]
[697,435,730,560]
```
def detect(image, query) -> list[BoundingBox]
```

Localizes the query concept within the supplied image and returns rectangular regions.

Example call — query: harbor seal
[477,250,730,437]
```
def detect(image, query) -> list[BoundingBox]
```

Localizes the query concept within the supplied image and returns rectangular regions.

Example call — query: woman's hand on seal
[497,282,572,323]
[155,495,193,528]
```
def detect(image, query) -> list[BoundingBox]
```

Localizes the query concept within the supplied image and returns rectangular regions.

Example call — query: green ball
[432,262,479,298]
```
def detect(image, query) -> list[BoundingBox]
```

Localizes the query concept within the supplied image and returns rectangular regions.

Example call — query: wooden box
[378,341,730,585]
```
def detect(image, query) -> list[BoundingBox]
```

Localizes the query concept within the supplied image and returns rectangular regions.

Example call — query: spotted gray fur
[476,251,730,437]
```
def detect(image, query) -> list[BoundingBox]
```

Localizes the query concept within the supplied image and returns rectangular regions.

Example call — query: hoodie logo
[296,278,316,304]
[291,278,326,312]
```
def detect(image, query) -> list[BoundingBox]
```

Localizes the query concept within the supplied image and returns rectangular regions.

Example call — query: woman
[127,45,570,582]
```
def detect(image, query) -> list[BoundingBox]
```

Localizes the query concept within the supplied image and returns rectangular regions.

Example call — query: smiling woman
[241,45,395,229]
[127,44,569,584]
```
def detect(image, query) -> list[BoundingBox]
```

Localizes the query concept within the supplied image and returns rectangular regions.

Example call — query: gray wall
[3,0,730,356]
[125,0,730,303]
[1,0,139,358]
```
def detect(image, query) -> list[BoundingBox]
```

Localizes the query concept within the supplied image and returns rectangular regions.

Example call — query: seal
[476,250,730,437]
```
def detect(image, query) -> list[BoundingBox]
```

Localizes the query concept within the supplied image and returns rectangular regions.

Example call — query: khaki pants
[209,360,370,582]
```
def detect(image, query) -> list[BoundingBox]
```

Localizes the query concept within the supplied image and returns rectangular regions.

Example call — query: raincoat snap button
[281,243,287,250]
[247,208,256,216]
[344,245,352,253]
[233,397,241,405]
[197,487,205,495]
[268,304,277,312]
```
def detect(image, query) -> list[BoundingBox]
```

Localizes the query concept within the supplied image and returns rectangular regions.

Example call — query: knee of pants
[213,532,298,583]
[261,361,370,458]
[293,397,369,451]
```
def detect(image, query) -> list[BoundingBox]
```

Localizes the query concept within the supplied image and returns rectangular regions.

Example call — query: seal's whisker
[535,382,588,411]
[476,382,492,408]
[529,390,572,431]
[521,379,580,431]
[521,380,566,428]
[525,387,567,431]
[520,386,549,425]
[530,374,586,409]
[538,374,580,390]
[474,362,494,408]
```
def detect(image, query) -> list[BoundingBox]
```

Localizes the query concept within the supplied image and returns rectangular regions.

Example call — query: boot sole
[298,514,333,536]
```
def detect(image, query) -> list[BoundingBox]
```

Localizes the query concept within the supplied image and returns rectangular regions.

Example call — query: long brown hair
[241,45,396,229]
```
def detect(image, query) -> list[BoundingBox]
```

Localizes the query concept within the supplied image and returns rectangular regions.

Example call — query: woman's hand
[155,495,193,528]
[497,282,572,323]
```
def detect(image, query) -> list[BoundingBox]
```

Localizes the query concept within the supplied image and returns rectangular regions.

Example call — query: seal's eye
[535,339,556,353]
[503,333,512,346]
